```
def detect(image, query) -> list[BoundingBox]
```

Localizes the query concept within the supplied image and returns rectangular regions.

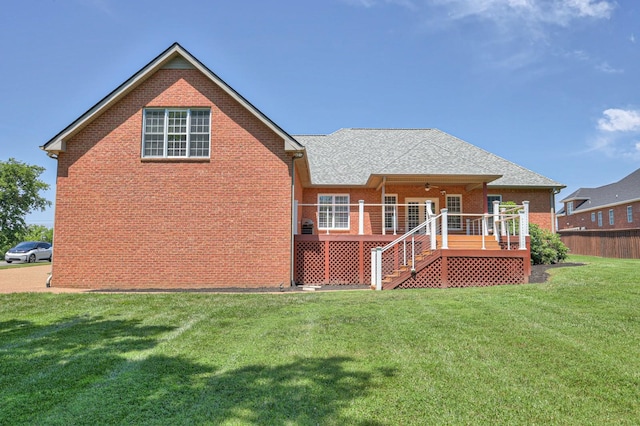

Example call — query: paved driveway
[0,265,86,294]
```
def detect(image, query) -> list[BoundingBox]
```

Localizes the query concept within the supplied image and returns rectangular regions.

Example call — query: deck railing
[295,200,529,239]
[370,201,530,290]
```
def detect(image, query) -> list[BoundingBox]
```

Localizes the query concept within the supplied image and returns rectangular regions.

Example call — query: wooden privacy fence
[559,229,640,259]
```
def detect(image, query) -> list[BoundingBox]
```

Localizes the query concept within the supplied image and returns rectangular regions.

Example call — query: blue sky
[1,0,638,226]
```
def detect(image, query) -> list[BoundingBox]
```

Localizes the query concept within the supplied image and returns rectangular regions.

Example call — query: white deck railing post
[519,211,527,250]
[411,234,415,271]
[522,201,530,236]
[430,217,437,250]
[500,207,507,237]
[375,247,383,291]
[403,239,407,266]
[481,215,487,249]
[441,208,448,249]
[371,248,377,286]
[493,201,500,242]
[393,204,398,235]
[358,200,364,235]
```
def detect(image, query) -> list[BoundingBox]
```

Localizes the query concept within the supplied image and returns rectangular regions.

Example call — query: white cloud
[596,62,624,74]
[429,0,615,26]
[588,109,640,160]
[598,109,640,132]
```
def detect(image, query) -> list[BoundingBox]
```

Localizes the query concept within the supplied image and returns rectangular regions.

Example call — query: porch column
[381,177,386,235]
[483,182,488,214]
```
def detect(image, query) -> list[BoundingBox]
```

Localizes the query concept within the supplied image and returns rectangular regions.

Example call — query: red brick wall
[53,69,293,289]
[559,201,640,231]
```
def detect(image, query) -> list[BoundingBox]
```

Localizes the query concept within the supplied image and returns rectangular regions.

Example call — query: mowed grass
[0,255,639,425]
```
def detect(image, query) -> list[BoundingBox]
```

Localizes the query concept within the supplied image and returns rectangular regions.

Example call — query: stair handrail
[379,214,441,254]
[372,213,442,290]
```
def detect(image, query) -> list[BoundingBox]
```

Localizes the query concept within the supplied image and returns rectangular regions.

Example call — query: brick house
[557,168,640,231]
[42,43,565,290]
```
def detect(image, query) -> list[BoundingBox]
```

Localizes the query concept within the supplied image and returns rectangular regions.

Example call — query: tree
[0,158,51,254]
[529,223,569,265]
[21,224,54,243]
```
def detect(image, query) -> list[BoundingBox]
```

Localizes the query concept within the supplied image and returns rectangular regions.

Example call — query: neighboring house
[557,168,640,231]
[42,43,565,290]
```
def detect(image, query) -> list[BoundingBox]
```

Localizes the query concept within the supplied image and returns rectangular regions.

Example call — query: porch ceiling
[368,174,502,190]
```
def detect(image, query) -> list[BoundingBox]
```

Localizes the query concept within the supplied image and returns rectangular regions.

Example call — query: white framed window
[446,195,462,230]
[567,201,574,215]
[591,212,596,222]
[597,211,602,227]
[384,195,398,230]
[318,194,350,230]
[142,108,210,158]
[628,206,633,223]
[609,209,614,226]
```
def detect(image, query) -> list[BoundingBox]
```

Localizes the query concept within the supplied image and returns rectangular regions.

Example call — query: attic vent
[162,57,196,70]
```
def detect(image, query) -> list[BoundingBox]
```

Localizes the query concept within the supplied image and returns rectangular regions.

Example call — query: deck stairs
[381,234,500,289]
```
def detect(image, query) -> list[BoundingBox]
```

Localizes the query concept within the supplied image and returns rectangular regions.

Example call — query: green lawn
[1,255,639,425]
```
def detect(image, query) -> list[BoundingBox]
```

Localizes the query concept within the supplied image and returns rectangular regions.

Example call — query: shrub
[529,223,569,265]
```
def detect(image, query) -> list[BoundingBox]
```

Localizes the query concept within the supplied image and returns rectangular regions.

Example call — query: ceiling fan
[424,183,440,191]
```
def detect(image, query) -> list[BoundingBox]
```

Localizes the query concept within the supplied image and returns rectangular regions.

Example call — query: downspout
[290,152,304,287]
[43,150,59,287]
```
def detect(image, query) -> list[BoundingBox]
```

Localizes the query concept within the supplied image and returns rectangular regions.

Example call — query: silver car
[4,241,52,263]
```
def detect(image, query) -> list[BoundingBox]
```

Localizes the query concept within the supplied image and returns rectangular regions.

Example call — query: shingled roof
[560,167,640,213]
[295,128,564,188]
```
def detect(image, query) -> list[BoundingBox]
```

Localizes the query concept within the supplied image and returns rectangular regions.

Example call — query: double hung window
[318,195,349,230]
[142,108,210,158]
[384,195,398,231]
[609,209,615,226]
[627,206,633,223]
[446,195,462,230]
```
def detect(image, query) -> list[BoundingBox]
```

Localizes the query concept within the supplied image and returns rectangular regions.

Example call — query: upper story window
[597,211,603,227]
[142,108,210,158]
[318,194,349,230]
[628,206,633,223]
[609,209,615,226]
[567,201,574,215]
[591,212,596,222]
